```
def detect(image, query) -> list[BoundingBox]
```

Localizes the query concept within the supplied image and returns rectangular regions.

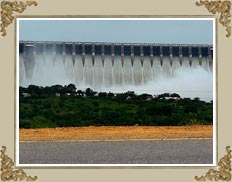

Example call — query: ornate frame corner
[195,146,232,181]
[0,146,37,181]
[196,0,231,38]
[0,0,38,37]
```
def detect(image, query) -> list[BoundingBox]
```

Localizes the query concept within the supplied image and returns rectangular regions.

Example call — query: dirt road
[20,125,213,142]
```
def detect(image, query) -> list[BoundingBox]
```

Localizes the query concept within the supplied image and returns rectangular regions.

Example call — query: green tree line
[19,84,213,128]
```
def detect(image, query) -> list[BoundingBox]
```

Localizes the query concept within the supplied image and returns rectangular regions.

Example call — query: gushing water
[19,50,213,101]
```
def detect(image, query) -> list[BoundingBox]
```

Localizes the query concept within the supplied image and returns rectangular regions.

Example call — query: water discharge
[19,49,213,101]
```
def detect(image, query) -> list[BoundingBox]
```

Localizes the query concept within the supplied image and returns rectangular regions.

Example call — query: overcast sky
[19,19,213,44]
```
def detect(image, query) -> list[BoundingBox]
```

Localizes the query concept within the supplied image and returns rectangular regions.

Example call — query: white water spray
[19,50,213,101]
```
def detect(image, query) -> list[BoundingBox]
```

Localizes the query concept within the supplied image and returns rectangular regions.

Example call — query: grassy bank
[19,85,213,128]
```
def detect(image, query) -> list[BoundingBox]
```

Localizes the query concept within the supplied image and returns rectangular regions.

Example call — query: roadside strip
[20,137,213,143]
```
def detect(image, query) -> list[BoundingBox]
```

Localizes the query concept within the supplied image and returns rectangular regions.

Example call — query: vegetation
[19,84,213,129]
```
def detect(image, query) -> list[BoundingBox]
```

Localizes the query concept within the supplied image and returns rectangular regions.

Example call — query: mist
[19,52,213,102]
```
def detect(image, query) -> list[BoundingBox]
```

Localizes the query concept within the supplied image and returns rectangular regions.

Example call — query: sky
[19,19,213,44]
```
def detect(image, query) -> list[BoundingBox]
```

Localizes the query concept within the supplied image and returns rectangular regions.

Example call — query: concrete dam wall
[19,41,213,100]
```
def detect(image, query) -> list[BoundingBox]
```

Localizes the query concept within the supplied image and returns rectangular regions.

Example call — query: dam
[19,41,213,99]
[19,41,213,86]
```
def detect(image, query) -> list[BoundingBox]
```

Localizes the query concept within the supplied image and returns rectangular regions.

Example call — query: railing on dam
[19,41,213,67]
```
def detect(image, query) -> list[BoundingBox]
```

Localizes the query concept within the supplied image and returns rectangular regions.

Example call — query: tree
[170,93,180,98]
[77,90,84,97]
[66,84,76,94]
[50,85,64,94]
[125,91,136,98]
[158,93,170,98]
[85,88,96,97]
[27,85,42,97]
[19,84,213,128]
[98,92,107,97]
[107,92,114,97]
[19,86,26,97]
[138,93,152,100]
[194,97,200,102]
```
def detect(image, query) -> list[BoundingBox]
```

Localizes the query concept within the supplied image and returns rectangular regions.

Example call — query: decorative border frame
[0,0,231,182]
[195,146,231,181]
[0,146,37,181]
[196,0,231,37]
[0,0,37,37]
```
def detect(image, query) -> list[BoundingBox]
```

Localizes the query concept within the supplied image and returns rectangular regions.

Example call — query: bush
[19,85,213,128]
[31,116,56,128]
